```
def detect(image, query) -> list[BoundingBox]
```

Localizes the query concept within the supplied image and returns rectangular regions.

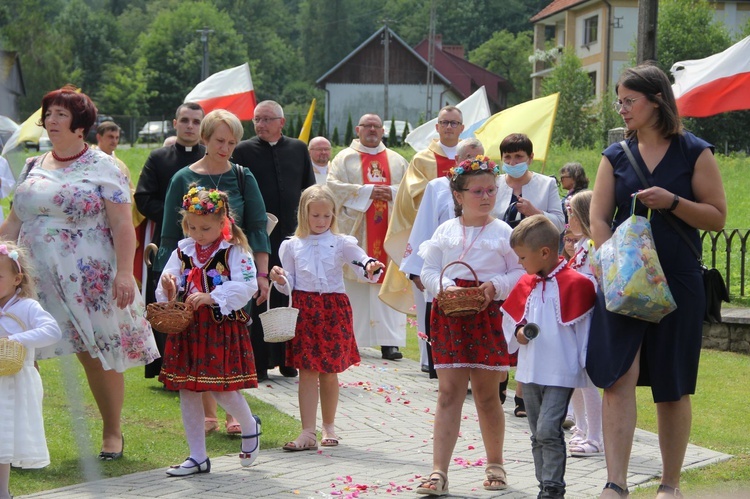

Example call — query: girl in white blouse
[270,185,383,452]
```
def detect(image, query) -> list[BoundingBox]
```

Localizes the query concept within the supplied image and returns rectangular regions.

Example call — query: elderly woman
[155,109,271,435]
[0,85,159,460]
[558,162,589,225]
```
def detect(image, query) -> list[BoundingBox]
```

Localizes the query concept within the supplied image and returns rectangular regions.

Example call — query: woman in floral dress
[0,85,159,460]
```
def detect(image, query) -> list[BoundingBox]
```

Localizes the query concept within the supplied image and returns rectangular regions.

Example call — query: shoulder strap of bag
[233,163,245,198]
[619,141,703,263]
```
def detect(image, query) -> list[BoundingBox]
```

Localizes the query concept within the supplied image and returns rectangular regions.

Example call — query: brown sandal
[282,429,318,451]
[416,470,449,496]
[484,463,508,490]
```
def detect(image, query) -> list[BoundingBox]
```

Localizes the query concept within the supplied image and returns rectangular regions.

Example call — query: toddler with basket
[270,185,384,451]
[155,185,261,476]
[416,157,524,496]
[0,242,62,499]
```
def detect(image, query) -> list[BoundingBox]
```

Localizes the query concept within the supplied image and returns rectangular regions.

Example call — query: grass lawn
[5,143,750,496]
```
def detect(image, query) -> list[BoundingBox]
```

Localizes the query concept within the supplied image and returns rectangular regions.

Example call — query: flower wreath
[448,155,500,181]
[181,185,225,214]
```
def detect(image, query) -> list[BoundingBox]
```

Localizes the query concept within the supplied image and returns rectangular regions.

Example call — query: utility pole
[382,23,390,120]
[425,0,436,120]
[197,27,215,81]
[636,0,658,63]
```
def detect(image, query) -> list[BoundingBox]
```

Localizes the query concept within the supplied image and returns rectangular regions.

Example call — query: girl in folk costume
[157,185,261,476]
[565,190,604,457]
[270,185,384,451]
[416,157,525,496]
[0,243,62,499]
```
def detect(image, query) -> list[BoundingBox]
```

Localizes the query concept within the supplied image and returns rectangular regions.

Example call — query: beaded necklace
[52,143,88,162]
[195,239,222,264]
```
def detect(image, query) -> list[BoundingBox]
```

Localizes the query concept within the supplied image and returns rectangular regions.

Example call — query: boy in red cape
[501,215,595,499]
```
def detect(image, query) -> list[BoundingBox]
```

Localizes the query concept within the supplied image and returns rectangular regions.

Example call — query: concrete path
[20,348,730,499]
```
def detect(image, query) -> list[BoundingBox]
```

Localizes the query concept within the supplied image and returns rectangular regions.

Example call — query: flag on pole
[184,63,256,120]
[1,108,43,160]
[474,93,559,166]
[405,86,491,152]
[298,98,317,144]
[671,36,750,118]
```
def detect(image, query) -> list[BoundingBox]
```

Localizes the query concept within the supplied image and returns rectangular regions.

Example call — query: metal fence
[702,229,750,298]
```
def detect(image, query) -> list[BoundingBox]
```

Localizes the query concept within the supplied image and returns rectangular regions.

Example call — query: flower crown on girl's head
[449,155,500,181]
[0,244,21,273]
[181,185,225,214]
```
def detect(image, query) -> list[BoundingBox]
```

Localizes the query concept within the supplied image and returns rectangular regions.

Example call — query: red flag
[671,36,750,118]
[184,63,256,120]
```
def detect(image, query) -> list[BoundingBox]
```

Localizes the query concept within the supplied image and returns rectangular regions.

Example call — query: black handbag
[620,141,730,323]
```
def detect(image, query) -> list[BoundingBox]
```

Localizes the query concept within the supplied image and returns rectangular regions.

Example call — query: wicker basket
[146,301,193,334]
[435,261,485,317]
[260,279,299,343]
[0,338,27,377]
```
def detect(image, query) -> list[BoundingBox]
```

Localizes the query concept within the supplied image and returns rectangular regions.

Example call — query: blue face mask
[502,162,529,178]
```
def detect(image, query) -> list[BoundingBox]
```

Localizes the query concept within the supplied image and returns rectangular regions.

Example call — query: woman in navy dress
[588,64,726,498]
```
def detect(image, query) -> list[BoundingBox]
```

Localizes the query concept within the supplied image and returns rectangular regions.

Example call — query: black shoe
[499,377,508,405]
[279,366,298,377]
[514,395,527,418]
[381,346,403,360]
[421,364,430,373]
[256,370,269,382]
[98,434,124,461]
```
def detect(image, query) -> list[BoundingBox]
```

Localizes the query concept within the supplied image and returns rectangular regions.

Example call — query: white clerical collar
[439,142,457,160]
[313,163,328,173]
[361,144,380,155]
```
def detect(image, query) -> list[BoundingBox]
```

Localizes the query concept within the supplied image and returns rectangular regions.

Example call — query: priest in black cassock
[134,102,205,379]
[231,100,315,381]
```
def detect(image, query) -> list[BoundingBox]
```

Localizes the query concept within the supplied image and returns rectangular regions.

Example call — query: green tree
[541,49,595,148]
[401,121,410,144]
[96,54,156,117]
[316,111,326,138]
[388,118,398,146]
[344,114,354,145]
[136,1,247,115]
[56,0,120,99]
[332,126,340,145]
[656,0,731,75]
[469,30,534,106]
[0,0,69,116]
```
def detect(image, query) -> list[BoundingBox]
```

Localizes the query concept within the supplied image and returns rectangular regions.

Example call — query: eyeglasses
[564,237,579,244]
[252,117,282,124]
[309,147,331,152]
[462,187,498,198]
[560,175,570,180]
[357,124,382,130]
[613,97,643,113]
[438,120,462,128]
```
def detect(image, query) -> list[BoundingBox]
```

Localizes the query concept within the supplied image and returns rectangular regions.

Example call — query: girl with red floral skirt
[157,184,261,476]
[270,185,384,452]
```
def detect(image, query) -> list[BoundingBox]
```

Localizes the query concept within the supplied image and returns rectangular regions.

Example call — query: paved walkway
[21,348,730,499]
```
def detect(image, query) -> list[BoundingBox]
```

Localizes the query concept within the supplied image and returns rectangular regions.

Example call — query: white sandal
[570,438,604,457]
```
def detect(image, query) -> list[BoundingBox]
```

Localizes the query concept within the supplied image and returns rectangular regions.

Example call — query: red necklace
[52,143,89,162]
[195,239,222,264]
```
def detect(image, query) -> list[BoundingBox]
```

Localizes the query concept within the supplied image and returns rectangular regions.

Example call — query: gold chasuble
[380,140,456,313]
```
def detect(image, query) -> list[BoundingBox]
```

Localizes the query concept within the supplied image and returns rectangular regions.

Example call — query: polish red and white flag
[671,36,750,118]
[184,63,256,120]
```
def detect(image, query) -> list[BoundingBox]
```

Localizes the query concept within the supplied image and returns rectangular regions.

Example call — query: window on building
[584,16,598,46]
[588,71,597,96]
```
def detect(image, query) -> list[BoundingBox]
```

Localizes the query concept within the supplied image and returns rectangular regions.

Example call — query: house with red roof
[316,26,511,139]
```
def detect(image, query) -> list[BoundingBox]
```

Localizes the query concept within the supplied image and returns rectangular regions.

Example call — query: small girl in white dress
[0,242,62,499]
[270,185,384,451]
